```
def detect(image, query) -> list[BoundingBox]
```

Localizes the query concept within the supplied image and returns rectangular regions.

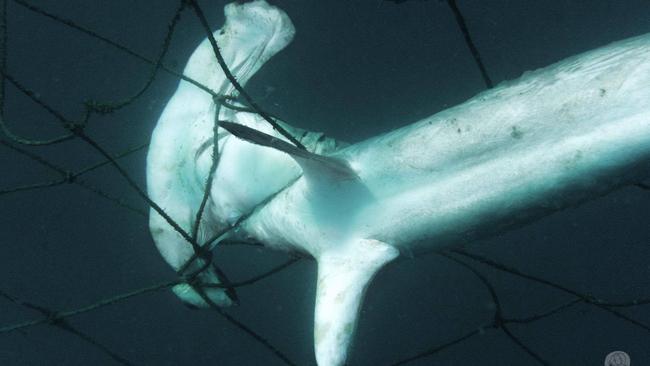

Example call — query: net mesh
[1,0,649,365]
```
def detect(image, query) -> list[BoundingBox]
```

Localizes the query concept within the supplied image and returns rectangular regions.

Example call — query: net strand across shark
[146,1,650,365]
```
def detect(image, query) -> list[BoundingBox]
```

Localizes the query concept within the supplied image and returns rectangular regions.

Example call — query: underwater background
[1,0,650,365]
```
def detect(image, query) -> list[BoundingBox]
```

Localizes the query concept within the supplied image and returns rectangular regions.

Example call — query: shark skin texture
[147,1,650,365]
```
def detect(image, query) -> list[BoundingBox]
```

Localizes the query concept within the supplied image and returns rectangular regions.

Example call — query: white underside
[246,32,650,256]
[146,2,650,366]
[240,17,650,366]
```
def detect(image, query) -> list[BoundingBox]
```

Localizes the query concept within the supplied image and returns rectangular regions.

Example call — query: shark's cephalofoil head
[147,0,296,310]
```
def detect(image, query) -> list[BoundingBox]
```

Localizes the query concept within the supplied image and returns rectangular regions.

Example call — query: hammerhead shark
[146,1,650,365]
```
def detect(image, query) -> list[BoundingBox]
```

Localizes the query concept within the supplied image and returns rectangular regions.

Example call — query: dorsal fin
[220,121,358,181]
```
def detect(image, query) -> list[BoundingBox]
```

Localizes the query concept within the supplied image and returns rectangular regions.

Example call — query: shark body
[147,1,650,365]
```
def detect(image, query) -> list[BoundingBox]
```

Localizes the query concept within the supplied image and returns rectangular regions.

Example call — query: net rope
[1,1,648,365]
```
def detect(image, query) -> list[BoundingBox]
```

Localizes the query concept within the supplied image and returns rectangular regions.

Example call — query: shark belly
[339,32,650,252]
[238,31,650,366]
[360,110,650,251]
[244,32,650,254]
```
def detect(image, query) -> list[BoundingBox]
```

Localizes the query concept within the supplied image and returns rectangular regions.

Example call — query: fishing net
[1,0,649,365]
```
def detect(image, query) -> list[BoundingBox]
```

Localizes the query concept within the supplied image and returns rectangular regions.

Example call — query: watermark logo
[604,351,630,366]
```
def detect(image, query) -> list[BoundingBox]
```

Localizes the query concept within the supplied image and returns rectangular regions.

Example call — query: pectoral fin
[314,239,399,366]
[220,121,358,181]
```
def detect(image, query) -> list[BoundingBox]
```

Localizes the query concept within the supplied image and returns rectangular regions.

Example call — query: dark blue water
[1,1,650,365]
